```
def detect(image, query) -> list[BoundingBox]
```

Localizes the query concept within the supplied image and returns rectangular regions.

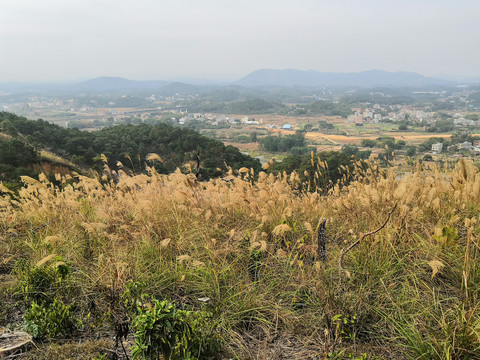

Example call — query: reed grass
[1,158,479,359]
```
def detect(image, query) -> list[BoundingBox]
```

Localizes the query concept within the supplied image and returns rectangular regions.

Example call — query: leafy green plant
[92,354,108,360]
[247,250,264,282]
[123,280,148,314]
[24,298,78,340]
[131,299,193,360]
[333,313,358,342]
[130,296,223,360]
[188,310,223,359]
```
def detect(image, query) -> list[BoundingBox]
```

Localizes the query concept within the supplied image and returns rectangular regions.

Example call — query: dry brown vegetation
[272,128,459,146]
[1,158,480,359]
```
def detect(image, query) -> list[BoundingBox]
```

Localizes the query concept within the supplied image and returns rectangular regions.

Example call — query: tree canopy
[0,112,261,181]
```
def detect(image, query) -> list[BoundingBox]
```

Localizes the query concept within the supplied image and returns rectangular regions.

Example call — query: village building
[431,143,443,153]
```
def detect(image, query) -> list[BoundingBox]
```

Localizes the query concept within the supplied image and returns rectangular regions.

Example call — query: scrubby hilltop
[0,156,479,359]
[0,112,261,186]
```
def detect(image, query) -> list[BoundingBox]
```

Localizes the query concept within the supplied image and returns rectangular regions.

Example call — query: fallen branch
[338,203,397,274]
[0,330,33,358]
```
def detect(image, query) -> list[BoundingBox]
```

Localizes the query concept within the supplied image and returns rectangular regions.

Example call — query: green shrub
[130,297,222,360]
[187,310,223,359]
[333,313,358,342]
[24,298,78,340]
[131,299,193,360]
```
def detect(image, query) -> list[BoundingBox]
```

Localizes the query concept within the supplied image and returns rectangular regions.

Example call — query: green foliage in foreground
[24,299,78,340]
[0,137,39,182]
[131,300,222,360]
[17,258,72,305]
[131,299,193,360]
[123,282,222,360]
[16,258,81,340]
[269,150,357,192]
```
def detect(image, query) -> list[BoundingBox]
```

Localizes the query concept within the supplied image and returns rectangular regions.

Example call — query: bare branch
[195,150,201,179]
[317,217,327,262]
[338,203,397,274]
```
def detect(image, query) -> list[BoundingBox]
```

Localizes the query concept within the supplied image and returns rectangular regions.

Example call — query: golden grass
[271,128,473,146]
[1,159,480,358]
[1,160,478,286]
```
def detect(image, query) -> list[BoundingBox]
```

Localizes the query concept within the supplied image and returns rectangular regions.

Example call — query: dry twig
[338,203,397,274]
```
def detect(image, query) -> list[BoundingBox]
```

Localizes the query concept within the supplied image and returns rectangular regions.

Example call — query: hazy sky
[1,0,479,82]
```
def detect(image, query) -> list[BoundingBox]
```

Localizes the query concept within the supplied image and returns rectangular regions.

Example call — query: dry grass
[1,159,480,359]
[20,339,112,360]
[271,128,467,146]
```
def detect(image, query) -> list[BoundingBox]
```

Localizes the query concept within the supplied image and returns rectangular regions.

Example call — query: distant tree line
[259,132,316,154]
[361,136,406,150]
[303,121,336,132]
[423,118,455,133]
[283,100,352,118]
[343,93,415,106]
[189,99,285,115]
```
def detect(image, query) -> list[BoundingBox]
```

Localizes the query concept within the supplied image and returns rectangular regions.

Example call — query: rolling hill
[236,69,455,88]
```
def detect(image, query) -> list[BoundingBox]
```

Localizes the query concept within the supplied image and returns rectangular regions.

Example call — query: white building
[459,141,473,150]
[431,143,443,153]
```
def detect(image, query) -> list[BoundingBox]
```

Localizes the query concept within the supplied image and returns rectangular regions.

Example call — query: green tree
[406,146,417,157]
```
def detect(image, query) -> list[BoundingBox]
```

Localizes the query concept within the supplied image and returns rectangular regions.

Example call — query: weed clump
[24,298,78,340]
[123,282,222,360]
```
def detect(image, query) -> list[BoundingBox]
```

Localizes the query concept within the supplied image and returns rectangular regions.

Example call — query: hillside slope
[0,111,261,182]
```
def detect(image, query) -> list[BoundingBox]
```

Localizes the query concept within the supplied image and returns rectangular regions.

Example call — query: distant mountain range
[1,70,479,95]
[235,69,457,88]
[74,77,169,91]
[0,77,169,94]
